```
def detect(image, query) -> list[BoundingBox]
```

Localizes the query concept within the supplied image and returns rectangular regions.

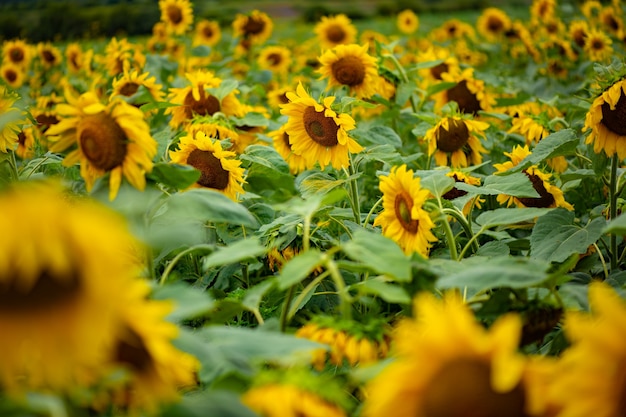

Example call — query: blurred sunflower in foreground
[0,86,28,153]
[362,291,546,417]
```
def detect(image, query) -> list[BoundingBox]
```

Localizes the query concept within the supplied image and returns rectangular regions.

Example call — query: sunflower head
[0,86,28,153]
[397,9,419,35]
[2,39,32,68]
[424,115,489,168]
[314,14,358,50]
[159,0,194,35]
[169,130,246,200]
[232,10,274,45]
[317,43,381,99]
[193,19,221,47]
[258,45,292,75]
[373,164,438,257]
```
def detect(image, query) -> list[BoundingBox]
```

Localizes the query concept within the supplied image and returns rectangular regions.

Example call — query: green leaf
[425,81,457,98]
[277,249,326,290]
[202,238,267,270]
[605,211,626,235]
[408,59,444,71]
[161,189,259,227]
[353,278,411,304]
[352,125,403,148]
[341,229,411,282]
[419,172,455,199]
[456,172,540,197]
[531,209,606,262]
[162,391,258,417]
[148,163,201,189]
[475,208,553,228]
[509,129,579,172]
[475,240,511,256]
[436,256,551,293]
[208,79,239,101]
[231,112,269,128]
[396,80,416,106]
[152,281,215,323]
[242,280,275,313]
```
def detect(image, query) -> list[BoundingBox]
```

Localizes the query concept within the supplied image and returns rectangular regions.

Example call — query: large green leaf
[277,249,326,290]
[148,162,201,189]
[353,278,411,304]
[531,209,606,262]
[508,129,579,172]
[152,281,215,323]
[162,391,258,417]
[341,229,411,282]
[475,208,553,228]
[202,238,267,270]
[419,172,455,199]
[436,256,551,293]
[161,189,259,227]
[604,212,626,236]
[456,172,540,197]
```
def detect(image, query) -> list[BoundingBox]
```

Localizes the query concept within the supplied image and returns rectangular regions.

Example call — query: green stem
[346,161,361,225]
[7,151,19,181]
[364,196,383,227]
[594,242,609,282]
[426,201,458,261]
[279,285,296,332]
[287,270,331,321]
[610,154,619,272]
[159,244,214,285]
[325,256,352,320]
[459,227,485,259]
[442,207,478,255]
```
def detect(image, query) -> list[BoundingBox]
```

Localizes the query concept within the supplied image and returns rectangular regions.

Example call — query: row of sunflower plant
[2,0,626,415]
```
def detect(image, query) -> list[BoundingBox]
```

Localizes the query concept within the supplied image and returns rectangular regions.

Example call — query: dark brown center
[487,16,504,33]
[166,4,183,24]
[243,16,265,36]
[78,113,128,171]
[9,47,24,63]
[303,106,340,147]
[119,82,140,97]
[430,62,449,80]
[202,25,214,38]
[115,327,153,372]
[17,131,26,146]
[0,269,81,312]
[446,80,482,114]
[282,131,292,150]
[184,88,221,119]
[601,94,626,136]
[422,359,528,417]
[442,174,469,200]
[35,114,59,132]
[332,55,366,86]
[187,148,229,189]
[592,38,605,50]
[573,29,587,47]
[267,53,282,66]
[436,118,470,153]
[326,24,347,43]
[4,68,17,83]
[394,193,419,233]
[42,49,56,64]
[518,171,555,208]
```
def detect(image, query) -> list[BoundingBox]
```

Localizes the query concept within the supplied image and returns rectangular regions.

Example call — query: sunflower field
[2,0,626,415]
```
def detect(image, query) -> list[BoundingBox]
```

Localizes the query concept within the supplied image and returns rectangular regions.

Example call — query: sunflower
[232,10,274,46]
[530,0,556,26]
[424,115,489,168]
[257,45,292,75]
[317,43,381,99]
[15,126,36,159]
[397,9,419,35]
[185,118,240,146]
[279,83,362,170]
[583,28,613,63]
[581,0,603,19]
[93,280,198,414]
[296,317,391,370]
[599,5,623,35]
[193,19,221,47]
[46,91,157,200]
[0,62,25,89]
[547,282,626,417]
[267,83,294,112]
[64,42,86,74]
[165,70,245,130]
[441,170,484,215]
[415,47,460,89]
[242,369,351,417]
[436,68,494,115]
[583,78,626,160]
[494,145,573,210]
[2,39,32,69]
[373,165,437,257]
[362,291,541,417]
[31,92,62,135]
[269,124,307,174]
[110,69,165,110]
[476,7,512,41]
[0,86,27,153]
[36,42,62,69]
[159,0,193,35]
[169,131,246,200]
[569,20,590,48]
[101,37,146,78]
[430,18,476,43]
[314,14,358,50]
[0,182,145,394]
